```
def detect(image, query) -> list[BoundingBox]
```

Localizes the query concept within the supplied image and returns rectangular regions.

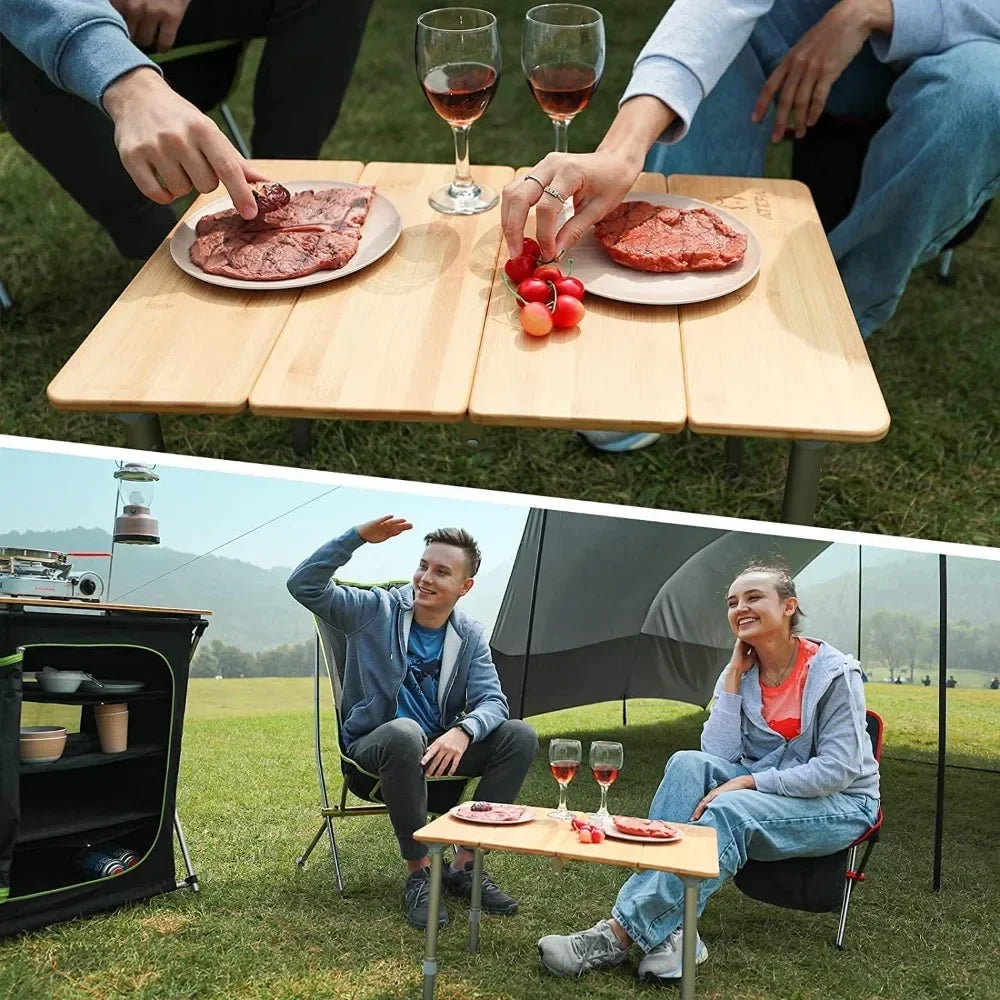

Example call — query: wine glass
[548,738,582,819]
[416,8,502,215]
[522,4,605,153]
[589,740,623,823]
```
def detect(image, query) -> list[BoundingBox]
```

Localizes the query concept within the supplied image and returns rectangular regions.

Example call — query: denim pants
[611,750,878,953]
[644,0,1000,337]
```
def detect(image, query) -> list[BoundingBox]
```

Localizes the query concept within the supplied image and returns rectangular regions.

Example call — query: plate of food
[567,193,761,306]
[603,816,684,844]
[450,802,535,825]
[170,180,403,291]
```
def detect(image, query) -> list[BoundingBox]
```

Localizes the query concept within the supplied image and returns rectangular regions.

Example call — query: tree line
[191,637,314,678]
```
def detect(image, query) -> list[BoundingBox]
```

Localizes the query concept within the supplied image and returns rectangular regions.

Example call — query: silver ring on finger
[524,174,545,189]
[543,185,566,203]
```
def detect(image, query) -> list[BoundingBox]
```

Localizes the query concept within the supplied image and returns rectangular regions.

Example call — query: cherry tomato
[551,294,585,329]
[578,828,593,843]
[517,277,551,304]
[505,254,535,283]
[591,828,606,844]
[520,302,553,337]
[522,237,542,262]
[533,264,563,282]
[554,276,585,301]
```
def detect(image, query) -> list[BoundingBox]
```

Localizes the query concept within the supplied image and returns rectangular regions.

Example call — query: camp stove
[0,547,106,602]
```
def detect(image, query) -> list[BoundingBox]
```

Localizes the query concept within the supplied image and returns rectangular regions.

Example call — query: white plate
[567,193,761,306]
[603,821,684,845]
[169,181,403,291]
[449,804,535,825]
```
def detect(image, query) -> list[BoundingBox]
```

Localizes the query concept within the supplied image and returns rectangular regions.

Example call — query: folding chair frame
[295,598,468,896]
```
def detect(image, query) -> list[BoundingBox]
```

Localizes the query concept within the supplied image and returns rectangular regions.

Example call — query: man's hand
[752,0,892,141]
[691,774,756,821]
[111,0,191,53]
[103,68,267,219]
[421,727,471,777]
[355,515,414,544]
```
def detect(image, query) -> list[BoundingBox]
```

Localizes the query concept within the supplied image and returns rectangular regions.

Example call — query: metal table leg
[468,847,484,953]
[291,419,313,457]
[723,437,744,482]
[422,847,444,1000]
[780,440,828,525]
[680,876,699,1000]
[117,413,165,451]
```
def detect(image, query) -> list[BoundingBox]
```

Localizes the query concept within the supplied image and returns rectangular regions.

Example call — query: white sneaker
[637,926,708,983]
[538,919,630,977]
[579,431,662,453]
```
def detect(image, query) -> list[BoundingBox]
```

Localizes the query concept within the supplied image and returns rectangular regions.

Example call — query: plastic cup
[95,703,128,753]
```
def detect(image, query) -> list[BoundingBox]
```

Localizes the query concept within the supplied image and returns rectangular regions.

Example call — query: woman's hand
[691,774,756,821]
[722,637,756,693]
[752,0,893,141]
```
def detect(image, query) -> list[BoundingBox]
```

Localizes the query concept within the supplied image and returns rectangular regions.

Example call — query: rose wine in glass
[589,740,623,823]
[548,738,582,820]
[416,8,502,214]
[522,4,605,153]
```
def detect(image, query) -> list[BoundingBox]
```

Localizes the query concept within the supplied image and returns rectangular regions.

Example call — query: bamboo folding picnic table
[46,160,889,525]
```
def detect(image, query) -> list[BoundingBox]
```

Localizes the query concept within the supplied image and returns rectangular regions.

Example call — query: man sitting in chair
[287,516,538,931]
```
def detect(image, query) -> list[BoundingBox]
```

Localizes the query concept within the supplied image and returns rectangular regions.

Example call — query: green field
[4,679,999,999]
[2,0,999,544]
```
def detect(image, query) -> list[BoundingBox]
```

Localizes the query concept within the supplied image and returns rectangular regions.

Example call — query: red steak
[594,202,747,273]
[454,802,529,823]
[612,816,680,839]
[190,186,375,281]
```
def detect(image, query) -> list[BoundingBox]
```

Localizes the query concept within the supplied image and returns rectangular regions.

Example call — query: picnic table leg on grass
[468,847,484,953]
[291,419,313,457]
[780,440,828,525]
[423,846,445,1000]
[723,437,744,481]
[117,413,165,451]
[680,876,700,1000]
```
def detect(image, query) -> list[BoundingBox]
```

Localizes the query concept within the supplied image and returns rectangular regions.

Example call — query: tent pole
[856,545,863,660]
[933,554,947,892]
[518,509,547,720]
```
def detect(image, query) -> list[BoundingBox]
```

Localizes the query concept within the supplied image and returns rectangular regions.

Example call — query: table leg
[291,419,313,457]
[468,847,484,954]
[422,846,444,1000]
[117,413,165,451]
[723,437,744,482]
[780,440,828,525]
[680,876,699,1000]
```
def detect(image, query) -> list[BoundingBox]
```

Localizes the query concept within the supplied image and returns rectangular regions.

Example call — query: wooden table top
[415,807,719,880]
[468,172,686,433]
[668,175,890,443]
[0,597,212,616]
[250,162,514,421]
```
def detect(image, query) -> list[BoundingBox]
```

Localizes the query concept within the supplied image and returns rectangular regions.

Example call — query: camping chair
[295,588,472,895]
[733,710,885,949]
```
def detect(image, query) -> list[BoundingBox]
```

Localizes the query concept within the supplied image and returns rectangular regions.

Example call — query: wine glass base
[589,809,611,825]
[428,182,499,215]
[549,807,574,820]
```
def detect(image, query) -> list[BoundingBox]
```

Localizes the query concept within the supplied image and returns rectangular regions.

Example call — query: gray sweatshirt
[622,0,1000,141]
[701,639,880,799]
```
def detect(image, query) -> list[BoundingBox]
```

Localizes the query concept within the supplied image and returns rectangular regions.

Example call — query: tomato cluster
[570,814,606,844]
[503,238,586,338]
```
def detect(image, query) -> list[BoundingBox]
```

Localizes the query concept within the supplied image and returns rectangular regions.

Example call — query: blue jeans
[644,0,1000,337]
[612,750,878,952]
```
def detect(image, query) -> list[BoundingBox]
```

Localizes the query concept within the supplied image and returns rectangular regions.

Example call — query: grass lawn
[3,681,999,999]
[1,2,999,545]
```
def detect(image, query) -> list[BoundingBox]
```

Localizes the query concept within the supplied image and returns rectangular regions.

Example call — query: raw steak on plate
[594,202,747,273]
[452,802,532,824]
[612,816,680,839]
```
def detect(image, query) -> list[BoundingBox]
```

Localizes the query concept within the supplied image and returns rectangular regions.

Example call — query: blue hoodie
[0,0,160,110]
[622,0,1000,142]
[286,529,510,753]
[701,639,880,800]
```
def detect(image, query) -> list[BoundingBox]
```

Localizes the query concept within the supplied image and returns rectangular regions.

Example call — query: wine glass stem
[552,119,569,154]
[451,124,475,192]
[558,781,568,814]
[599,784,608,815]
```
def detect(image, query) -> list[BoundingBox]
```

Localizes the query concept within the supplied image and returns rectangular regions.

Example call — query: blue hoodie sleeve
[457,629,510,743]
[286,530,383,635]
[0,0,161,110]
[700,672,745,763]
[870,0,1000,64]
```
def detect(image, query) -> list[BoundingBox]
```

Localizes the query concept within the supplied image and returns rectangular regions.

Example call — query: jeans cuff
[611,904,663,955]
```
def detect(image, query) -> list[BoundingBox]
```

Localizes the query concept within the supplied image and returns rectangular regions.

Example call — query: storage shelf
[16,807,161,846]
[20,744,164,775]
[21,688,167,706]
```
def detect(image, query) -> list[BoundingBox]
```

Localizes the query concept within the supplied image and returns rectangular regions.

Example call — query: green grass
[1,1,999,544]
[3,681,999,999]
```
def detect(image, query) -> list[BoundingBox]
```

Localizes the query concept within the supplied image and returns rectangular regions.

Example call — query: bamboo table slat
[415,807,719,879]
[249,162,514,422]
[469,172,686,432]
[668,175,890,443]
[46,160,364,415]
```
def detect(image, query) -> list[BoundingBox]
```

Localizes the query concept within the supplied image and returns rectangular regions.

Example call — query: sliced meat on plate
[612,816,680,839]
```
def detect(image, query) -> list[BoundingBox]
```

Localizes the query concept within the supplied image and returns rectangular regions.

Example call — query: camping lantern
[113,463,160,545]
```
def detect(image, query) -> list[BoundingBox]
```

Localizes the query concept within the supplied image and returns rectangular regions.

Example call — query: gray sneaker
[637,926,708,983]
[404,868,448,930]
[537,919,630,977]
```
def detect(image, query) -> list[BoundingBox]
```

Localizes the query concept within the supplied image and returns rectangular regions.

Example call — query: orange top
[760,638,819,740]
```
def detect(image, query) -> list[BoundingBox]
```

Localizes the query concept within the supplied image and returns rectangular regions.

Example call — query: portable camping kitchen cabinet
[0,597,209,936]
